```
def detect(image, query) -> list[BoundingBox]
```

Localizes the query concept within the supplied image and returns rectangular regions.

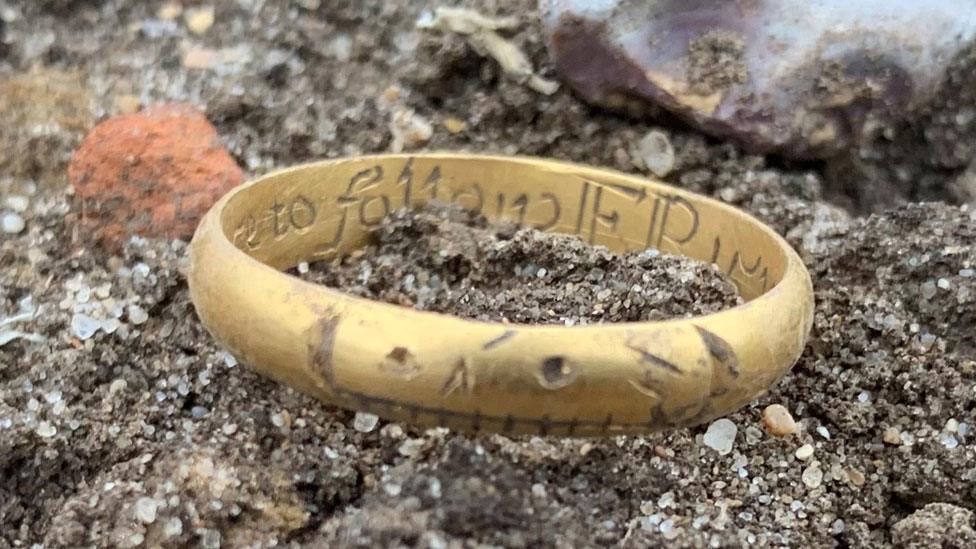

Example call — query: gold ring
[188,154,814,436]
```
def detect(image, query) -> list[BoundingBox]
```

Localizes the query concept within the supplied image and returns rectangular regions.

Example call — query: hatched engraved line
[310,318,661,432]
[482,330,516,350]
[625,343,683,374]
[694,325,740,378]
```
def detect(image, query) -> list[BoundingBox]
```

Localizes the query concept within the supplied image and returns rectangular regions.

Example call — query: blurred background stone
[540,0,976,160]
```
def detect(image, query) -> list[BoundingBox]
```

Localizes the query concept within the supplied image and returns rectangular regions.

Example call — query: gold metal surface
[188,154,814,436]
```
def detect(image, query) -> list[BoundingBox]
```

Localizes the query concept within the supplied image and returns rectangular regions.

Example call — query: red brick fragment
[69,102,244,251]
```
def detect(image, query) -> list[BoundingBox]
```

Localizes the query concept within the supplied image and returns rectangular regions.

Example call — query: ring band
[188,154,814,436]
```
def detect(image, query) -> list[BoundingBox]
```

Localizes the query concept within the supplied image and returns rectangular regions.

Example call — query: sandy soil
[1,1,975,547]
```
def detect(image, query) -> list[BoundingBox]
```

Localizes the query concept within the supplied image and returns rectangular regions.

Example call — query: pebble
[2,212,25,234]
[636,130,676,178]
[5,195,28,212]
[443,117,468,134]
[157,2,182,20]
[353,412,379,433]
[71,313,101,340]
[848,468,866,487]
[703,418,737,455]
[761,404,797,437]
[127,304,149,325]
[659,519,678,539]
[163,517,183,538]
[397,438,425,457]
[883,426,902,445]
[940,432,959,449]
[795,444,815,460]
[801,464,823,489]
[134,497,158,524]
[182,47,219,70]
[389,107,433,153]
[35,422,57,438]
[185,6,215,35]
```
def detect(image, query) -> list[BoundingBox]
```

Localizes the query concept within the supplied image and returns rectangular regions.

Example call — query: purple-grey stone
[541,0,976,159]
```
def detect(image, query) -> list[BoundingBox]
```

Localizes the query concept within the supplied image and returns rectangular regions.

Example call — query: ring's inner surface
[221,157,787,301]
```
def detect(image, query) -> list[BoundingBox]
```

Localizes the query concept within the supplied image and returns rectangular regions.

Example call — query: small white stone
[5,195,28,212]
[127,304,149,325]
[163,517,183,538]
[2,212,25,234]
[659,518,678,539]
[795,444,815,460]
[702,418,737,455]
[531,483,547,498]
[657,491,675,508]
[71,313,100,340]
[945,418,959,433]
[353,412,379,433]
[327,34,353,63]
[637,129,676,178]
[35,421,56,438]
[940,432,959,449]
[801,464,823,489]
[101,317,121,334]
[109,379,128,394]
[397,438,425,457]
[816,425,831,439]
[134,497,158,523]
[297,261,310,274]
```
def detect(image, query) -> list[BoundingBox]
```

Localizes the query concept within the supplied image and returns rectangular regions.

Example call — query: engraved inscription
[450,182,484,213]
[646,193,699,249]
[272,194,318,237]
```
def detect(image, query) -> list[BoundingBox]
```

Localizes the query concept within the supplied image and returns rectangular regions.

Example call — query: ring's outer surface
[188,154,814,436]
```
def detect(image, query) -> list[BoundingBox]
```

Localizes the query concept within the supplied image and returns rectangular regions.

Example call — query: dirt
[300,202,741,325]
[686,30,748,97]
[1,0,975,547]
